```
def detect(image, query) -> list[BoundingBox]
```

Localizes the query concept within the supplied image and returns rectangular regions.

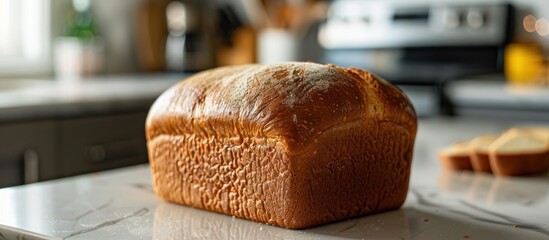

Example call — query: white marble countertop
[0,74,185,121]
[446,77,549,110]
[1,117,548,239]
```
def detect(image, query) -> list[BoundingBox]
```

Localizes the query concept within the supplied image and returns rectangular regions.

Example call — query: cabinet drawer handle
[24,149,39,184]
[85,145,107,162]
[85,138,146,163]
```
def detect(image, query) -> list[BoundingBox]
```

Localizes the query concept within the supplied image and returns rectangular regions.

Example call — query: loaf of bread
[438,141,473,171]
[146,62,417,229]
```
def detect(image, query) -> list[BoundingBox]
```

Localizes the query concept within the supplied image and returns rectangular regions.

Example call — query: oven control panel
[319,1,512,49]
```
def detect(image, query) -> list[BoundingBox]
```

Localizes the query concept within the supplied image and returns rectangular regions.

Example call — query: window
[0,0,50,76]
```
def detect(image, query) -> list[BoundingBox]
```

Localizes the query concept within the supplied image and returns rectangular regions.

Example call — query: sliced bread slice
[469,134,499,173]
[488,129,549,176]
[438,141,473,171]
[516,127,549,143]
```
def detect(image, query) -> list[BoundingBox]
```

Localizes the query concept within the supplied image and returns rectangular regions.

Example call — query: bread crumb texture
[146,62,417,229]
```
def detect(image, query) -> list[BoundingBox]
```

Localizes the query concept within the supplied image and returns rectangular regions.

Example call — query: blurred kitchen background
[1,0,549,188]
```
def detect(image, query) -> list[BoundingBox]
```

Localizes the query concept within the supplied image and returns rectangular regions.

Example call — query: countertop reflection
[0,117,548,239]
[439,170,549,205]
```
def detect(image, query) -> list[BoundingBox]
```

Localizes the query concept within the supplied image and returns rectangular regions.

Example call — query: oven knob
[467,9,485,28]
[442,9,460,29]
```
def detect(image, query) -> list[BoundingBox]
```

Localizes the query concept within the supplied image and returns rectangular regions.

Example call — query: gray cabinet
[0,121,56,188]
[0,112,150,187]
[57,112,149,177]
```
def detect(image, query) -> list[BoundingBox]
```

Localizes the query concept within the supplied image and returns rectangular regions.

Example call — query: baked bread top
[146,62,417,152]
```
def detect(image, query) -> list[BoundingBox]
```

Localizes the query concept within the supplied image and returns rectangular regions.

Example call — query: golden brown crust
[470,152,492,173]
[489,150,549,176]
[146,62,417,229]
[146,63,416,151]
[438,153,473,171]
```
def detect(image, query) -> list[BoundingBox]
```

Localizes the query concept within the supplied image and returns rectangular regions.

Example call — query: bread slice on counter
[438,141,473,171]
[469,134,499,173]
[488,129,549,176]
[146,62,418,229]
[515,127,549,142]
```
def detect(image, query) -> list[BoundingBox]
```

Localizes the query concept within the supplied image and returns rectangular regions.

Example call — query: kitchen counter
[0,74,187,187]
[1,117,548,239]
[446,77,549,120]
[0,74,185,122]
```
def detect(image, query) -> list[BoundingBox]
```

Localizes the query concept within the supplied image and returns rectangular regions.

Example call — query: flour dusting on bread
[221,62,349,108]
